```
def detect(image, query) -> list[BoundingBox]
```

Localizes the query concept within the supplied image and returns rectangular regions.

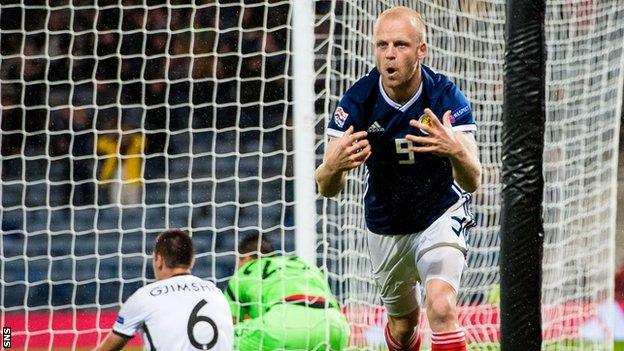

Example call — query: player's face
[374,16,427,91]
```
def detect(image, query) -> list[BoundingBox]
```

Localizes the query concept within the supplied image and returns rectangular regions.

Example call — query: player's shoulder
[258,254,291,268]
[349,67,380,92]
[422,64,470,106]
[119,281,154,306]
[127,278,162,301]
[421,65,474,127]
[283,254,311,266]
[270,254,302,268]
[280,255,322,275]
[342,68,380,103]
[333,68,380,129]
[421,64,457,97]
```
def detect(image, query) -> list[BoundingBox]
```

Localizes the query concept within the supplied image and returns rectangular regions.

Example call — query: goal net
[1,1,296,349]
[0,1,622,350]
[316,0,623,350]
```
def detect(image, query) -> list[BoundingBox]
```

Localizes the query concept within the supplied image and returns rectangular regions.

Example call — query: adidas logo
[367,122,385,133]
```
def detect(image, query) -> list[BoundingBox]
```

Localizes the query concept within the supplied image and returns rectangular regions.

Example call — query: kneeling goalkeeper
[225,233,350,350]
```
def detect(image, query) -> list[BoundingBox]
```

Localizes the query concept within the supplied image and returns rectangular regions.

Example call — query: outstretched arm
[406,108,482,192]
[316,126,371,197]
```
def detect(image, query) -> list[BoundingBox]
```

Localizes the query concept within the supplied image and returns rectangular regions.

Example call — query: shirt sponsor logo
[116,316,125,324]
[367,121,385,133]
[452,105,470,121]
[333,106,348,128]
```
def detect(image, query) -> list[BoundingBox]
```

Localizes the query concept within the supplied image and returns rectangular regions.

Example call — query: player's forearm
[450,148,481,193]
[315,163,346,197]
[93,332,129,351]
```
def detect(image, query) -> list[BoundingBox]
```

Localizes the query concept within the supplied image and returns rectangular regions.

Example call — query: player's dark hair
[237,233,274,258]
[154,229,194,268]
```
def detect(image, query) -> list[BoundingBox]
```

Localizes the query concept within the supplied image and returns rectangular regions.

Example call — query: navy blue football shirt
[327,64,476,234]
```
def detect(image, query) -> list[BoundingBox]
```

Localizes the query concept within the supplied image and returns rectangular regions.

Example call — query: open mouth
[386,67,397,76]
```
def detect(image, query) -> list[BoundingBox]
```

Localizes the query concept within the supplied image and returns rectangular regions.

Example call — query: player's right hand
[325,126,371,172]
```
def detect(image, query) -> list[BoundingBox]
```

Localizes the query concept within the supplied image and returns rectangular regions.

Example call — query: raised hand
[405,108,461,158]
[324,126,372,172]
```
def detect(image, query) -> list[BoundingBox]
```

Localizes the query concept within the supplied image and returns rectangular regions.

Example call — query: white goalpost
[0,1,622,350]
[292,0,318,265]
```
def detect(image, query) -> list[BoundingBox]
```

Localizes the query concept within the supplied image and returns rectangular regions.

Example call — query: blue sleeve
[326,93,365,138]
[327,69,380,138]
[438,82,476,133]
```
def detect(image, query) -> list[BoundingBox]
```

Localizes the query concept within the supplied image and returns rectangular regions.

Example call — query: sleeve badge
[333,106,349,128]
[451,105,470,121]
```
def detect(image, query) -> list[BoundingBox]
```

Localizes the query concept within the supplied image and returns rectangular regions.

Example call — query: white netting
[1,1,622,350]
[0,1,294,349]
[316,0,622,350]
[541,1,623,349]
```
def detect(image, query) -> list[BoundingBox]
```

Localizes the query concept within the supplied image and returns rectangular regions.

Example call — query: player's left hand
[405,108,462,158]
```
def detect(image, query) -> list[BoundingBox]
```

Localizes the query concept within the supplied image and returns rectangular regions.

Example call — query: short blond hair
[375,6,427,43]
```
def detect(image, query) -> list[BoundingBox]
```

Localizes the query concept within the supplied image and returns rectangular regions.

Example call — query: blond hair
[375,6,427,43]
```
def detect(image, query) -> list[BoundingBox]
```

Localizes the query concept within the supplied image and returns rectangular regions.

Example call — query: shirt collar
[378,77,423,112]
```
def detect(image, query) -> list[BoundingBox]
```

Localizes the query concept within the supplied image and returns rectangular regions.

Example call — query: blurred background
[1,0,296,308]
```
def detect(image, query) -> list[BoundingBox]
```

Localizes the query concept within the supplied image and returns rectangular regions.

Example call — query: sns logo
[3,326,11,348]
[333,107,349,128]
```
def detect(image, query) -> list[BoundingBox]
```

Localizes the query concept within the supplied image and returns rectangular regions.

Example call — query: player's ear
[417,41,428,60]
[154,253,164,270]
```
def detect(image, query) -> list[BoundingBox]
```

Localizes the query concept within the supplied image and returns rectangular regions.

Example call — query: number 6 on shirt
[187,299,218,349]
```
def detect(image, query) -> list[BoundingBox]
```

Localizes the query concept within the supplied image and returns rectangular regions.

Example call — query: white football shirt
[112,274,233,350]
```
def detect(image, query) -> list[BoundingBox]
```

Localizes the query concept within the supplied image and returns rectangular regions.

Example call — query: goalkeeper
[225,233,350,350]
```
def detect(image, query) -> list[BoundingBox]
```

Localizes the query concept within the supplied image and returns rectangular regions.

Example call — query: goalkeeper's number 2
[187,299,218,350]
[395,138,415,164]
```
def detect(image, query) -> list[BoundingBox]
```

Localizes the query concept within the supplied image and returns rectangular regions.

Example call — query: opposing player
[94,229,233,351]
[316,6,481,351]
[226,233,350,350]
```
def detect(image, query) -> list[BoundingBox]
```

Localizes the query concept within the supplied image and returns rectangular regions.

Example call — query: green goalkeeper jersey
[225,255,340,322]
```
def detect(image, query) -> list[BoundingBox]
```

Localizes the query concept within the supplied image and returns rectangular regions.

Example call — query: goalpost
[0,1,622,350]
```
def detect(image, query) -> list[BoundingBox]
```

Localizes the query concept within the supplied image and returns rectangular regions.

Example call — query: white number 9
[395,138,414,164]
